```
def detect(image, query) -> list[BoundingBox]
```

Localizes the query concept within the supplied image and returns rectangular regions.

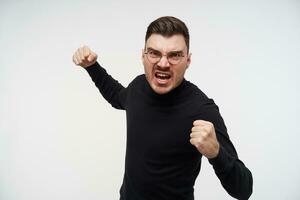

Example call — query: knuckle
[190,138,194,144]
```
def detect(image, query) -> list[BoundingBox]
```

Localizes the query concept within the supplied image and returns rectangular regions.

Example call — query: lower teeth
[156,75,170,79]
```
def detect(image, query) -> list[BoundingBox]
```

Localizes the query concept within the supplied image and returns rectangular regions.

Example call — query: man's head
[142,16,191,95]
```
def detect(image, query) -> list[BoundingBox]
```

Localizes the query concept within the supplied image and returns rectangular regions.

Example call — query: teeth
[155,72,171,79]
[158,73,168,77]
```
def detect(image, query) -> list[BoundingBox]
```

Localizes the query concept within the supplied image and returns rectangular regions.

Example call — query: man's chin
[151,84,172,95]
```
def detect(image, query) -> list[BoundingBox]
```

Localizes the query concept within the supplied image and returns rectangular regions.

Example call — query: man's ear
[141,49,146,65]
[186,52,192,69]
[142,49,146,60]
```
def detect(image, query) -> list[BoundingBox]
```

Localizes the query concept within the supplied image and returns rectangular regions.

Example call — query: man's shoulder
[184,80,218,107]
[128,74,146,87]
[185,80,208,99]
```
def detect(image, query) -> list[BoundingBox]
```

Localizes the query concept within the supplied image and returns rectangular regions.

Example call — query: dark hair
[145,16,190,52]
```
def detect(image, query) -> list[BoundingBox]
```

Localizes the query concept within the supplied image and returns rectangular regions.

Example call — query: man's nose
[157,55,170,68]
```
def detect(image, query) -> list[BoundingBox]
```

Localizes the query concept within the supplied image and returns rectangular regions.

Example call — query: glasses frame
[144,48,186,65]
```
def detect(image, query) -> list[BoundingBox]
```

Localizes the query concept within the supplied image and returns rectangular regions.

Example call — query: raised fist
[190,120,220,159]
[72,46,98,68]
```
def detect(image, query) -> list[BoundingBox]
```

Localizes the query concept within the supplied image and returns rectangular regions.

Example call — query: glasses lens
[146,52,160,63]
[145,51,184,64]
[168,52,183,64]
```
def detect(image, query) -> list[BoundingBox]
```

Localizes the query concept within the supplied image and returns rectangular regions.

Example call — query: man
[72,16,253,200]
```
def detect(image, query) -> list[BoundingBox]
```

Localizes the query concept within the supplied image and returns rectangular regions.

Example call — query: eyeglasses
[144,48,185,65]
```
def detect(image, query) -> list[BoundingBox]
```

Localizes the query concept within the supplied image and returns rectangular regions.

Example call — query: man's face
[142,34,191,95]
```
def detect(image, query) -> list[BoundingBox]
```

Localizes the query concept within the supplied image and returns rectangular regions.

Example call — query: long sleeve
[84,62,127,110]
[202,99,253,200]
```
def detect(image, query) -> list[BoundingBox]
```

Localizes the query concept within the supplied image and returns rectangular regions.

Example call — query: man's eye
[149,50,161,57]
[169,52,182,59]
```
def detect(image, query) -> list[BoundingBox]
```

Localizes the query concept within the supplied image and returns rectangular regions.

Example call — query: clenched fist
[190,120,220,159]
[72,46,98,68]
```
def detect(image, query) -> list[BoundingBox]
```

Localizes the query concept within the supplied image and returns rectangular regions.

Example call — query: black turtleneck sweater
[85,62,253,200]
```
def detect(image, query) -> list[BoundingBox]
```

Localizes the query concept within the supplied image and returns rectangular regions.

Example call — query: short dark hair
[145,16,190,52]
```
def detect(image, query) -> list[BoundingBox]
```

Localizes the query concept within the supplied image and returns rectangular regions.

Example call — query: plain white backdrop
[1,0,299,199]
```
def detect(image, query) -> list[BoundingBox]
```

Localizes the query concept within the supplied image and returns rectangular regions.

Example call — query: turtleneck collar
[142,75,190,106]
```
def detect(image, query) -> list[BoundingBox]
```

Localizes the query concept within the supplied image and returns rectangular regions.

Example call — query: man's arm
[72,46,127,110]
[190,100,253,200]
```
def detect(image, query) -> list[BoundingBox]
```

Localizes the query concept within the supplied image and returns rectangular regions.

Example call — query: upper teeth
[156,72,169,77]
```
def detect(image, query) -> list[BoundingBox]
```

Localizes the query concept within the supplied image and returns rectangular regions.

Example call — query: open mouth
[155,72,171,80]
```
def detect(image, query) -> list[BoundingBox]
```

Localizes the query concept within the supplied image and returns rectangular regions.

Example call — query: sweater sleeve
[84,62,127,110]
[202,99,253,200]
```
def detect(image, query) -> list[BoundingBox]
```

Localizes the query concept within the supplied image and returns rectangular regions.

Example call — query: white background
[1,0,300,199]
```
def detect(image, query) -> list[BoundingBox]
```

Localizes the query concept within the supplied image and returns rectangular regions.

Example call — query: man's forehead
[145,34,187,52]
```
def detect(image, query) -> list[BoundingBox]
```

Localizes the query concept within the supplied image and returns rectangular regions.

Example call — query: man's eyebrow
[146,47,184,54]
[168,50,184,54]
[146,47,160,52]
